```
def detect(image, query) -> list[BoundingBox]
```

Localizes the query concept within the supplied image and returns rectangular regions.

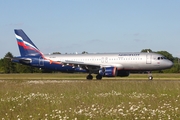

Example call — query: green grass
[0,73,180,80]
[0,73,180,119]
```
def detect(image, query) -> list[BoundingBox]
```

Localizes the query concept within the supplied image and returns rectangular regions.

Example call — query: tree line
[0,50,179,73]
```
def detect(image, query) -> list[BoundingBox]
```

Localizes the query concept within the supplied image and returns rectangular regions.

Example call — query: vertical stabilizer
[14,29,43,57]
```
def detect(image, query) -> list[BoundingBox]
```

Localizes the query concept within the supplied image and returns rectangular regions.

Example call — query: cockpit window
[157,57,167,60]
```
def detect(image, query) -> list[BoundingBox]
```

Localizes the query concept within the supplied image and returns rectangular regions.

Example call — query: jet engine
[99,67,117,77]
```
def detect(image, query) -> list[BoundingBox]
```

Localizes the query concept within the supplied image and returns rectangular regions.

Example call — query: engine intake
[99,67,117,77]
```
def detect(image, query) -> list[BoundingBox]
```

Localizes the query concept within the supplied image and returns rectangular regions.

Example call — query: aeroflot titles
[118,54,140,56]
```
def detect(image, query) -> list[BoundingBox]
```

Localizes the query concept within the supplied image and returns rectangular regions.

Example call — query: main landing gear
[86,74,102,80]
[96,74,102,80]
[86,74,93,80]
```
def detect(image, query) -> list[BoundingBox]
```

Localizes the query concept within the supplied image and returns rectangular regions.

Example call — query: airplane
[11,29,173,80]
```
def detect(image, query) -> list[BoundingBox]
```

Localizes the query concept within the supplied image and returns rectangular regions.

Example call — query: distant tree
[3,52,16,73]
[15,64,41,73]
[141,49,153,53]
[162,57,180,73]
[82,51,88,54]
[52,52,61,54]
[33,67,42,73]
[41,69,54,73]
[4,52,13,58]
[0,59,4,73]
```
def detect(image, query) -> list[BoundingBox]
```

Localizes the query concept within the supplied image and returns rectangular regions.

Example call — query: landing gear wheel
[96,74,102,80]
[86,74,93,80]
[148,76,153,80]
[147,71,153,80]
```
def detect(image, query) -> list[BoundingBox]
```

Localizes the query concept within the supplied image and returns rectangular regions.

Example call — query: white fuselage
[44,52,173,71]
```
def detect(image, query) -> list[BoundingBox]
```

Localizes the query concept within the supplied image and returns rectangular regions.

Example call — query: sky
[0,0,180,58]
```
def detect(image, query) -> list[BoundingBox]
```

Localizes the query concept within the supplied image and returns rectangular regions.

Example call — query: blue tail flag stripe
[14,29,43,57]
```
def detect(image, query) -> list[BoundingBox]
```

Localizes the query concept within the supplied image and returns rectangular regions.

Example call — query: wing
[62,60,100,72]
[61,60,124,73]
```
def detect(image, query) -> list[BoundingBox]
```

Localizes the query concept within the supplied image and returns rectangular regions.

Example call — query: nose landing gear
[148,76,153,80]
[148,71,153,80]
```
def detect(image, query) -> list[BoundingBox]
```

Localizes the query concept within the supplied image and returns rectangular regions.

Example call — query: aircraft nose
[167,60,173,68]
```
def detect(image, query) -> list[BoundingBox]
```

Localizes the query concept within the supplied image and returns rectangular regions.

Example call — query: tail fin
[14,29,43,57]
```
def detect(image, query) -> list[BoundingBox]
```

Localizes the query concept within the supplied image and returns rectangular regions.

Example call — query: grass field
[0,73,180,80]
[0,73,180,119]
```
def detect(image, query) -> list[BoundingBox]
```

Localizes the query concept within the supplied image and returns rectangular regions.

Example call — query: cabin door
[146,54,152,64]
[39,56,44,66]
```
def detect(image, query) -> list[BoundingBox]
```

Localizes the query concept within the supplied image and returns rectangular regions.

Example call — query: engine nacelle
[99,67,117,77]
[117,70,130,77]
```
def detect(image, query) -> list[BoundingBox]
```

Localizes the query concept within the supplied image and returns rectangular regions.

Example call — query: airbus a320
[11,29,173,80]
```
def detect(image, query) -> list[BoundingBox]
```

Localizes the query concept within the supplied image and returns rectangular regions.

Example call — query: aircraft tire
[96,74,102,80]
[86,75,93,80]
[148,76,153,80]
